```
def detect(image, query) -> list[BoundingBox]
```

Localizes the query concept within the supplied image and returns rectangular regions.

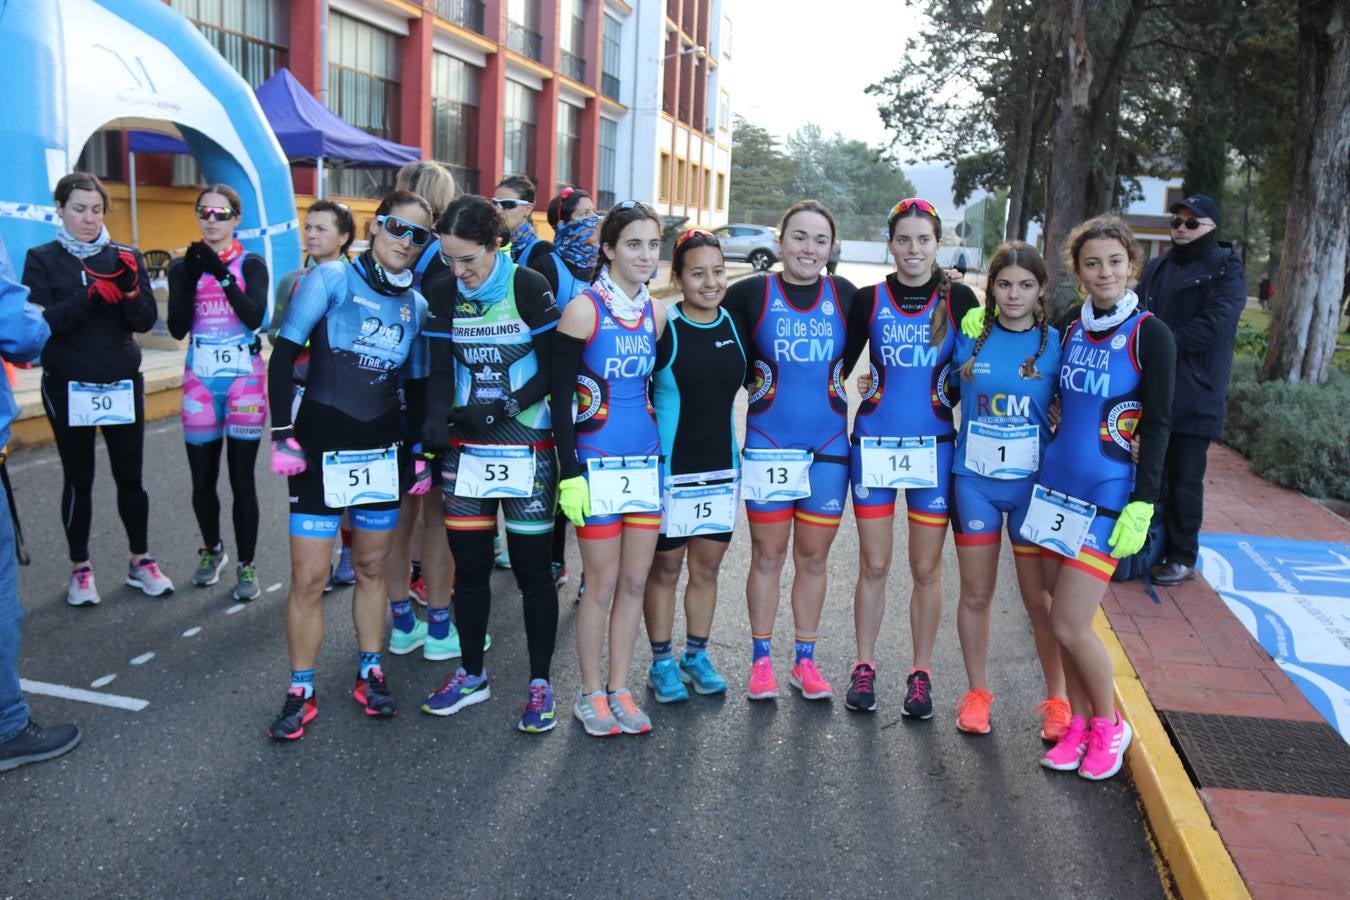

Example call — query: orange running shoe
[956,688,994,734]
[1038,696,1072,742]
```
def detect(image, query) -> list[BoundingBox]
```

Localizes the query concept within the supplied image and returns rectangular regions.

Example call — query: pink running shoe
[788,659,833,700]
[747,658,779,700]
[1078,712,1134,781]
[1040,715,1089,771]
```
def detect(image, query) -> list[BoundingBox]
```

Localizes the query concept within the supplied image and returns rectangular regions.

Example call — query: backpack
[1110,506,1166,601]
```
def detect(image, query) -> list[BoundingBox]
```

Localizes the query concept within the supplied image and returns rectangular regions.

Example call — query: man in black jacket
[1136,194,1246,585]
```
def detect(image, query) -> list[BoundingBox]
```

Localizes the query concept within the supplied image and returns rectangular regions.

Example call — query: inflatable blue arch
[0,0,300,290]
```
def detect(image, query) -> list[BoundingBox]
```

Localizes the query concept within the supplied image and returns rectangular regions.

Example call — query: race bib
[965,421,1040,480]
[587,456,661,515]
[1019,485,1097,557]
[191,335,252,379]
[322,445,400,508]
[859,436,938,489]
[663,472,738,537]
[741,448,812,502]
[67,380,135,427]
[454,444,535,498]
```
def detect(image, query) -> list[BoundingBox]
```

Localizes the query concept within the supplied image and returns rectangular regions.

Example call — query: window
[716,172,726,211]
[703,168,712,210]
[502,80,539,181]
[722,17,733,57]
[171,0,288,87]
[597,118,617,209]
[76,132,124,182]
[658,152,670,201]
[507,0,542,61]
[718,90,731,131]
[432,53,481,196]
[556,101,582,188]
[675,159,686,205]
[560,0,586,82]
[435,0,485,34]
[327,12,402,198]
[601,16,621,100]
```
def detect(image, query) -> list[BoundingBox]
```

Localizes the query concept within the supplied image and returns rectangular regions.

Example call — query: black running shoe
[269,688,317,741]
[0,719,81,772]
[845,663,878,712]
[902,670,933,720]
[352,668,397,717]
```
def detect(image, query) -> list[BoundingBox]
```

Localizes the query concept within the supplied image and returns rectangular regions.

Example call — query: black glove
[421,414,452,453]
[454,401,506,434]
[187,241,228,280]
[114,248,140,297]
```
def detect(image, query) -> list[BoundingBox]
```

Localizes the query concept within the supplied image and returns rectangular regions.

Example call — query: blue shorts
[849,438,953,530]
[745,456,850,528]
[1036,465,1131,581]
[287,447,409,538]
[950,474,1038,557]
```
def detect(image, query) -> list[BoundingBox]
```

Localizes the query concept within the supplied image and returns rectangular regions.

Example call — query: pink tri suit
[181,254,267,445]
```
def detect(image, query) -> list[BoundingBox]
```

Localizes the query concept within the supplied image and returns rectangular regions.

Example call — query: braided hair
[960,240,1051,382]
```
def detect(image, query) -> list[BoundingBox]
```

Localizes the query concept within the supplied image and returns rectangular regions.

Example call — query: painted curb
[1094,609,1251,900]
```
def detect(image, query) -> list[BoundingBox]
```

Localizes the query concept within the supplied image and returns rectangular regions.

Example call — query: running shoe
[1078,712,1133,781]
[1041,715,1090,771]
[333,547,356,585]
[551,561,569,588]
[127,558,174,597]
[232,563,260,602]
[0,719,81,772]
[389,618,428,655]
[956,688,994,734]
[789,659,833,700]
[352,668,397,717]
[845,663,878,712]
[66,567,99,607]
[421,668,490,716]
[573,690,621,736]
[902,670,934,720]
[608,688,652,734]
[423,621,461,661]
[678,650,728,695]
[191,546,228,587]
[747,658,779,700]
[648,658,689,703]
[1038,696,1073,742]
[518,679,557,733]
[268,688,317,740]
[408,574,428,606]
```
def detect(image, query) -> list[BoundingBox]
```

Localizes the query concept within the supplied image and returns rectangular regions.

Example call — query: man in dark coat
[1135,194,1246,585]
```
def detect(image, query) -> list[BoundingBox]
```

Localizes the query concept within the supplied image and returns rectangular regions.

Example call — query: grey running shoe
[233,563,261,602]
[573,690,621,737]
[127,558,174,597]
[66,567,100,607]
[607,688,652,735]
[191,546,228,587]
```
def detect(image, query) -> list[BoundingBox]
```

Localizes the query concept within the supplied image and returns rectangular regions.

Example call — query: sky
[729,1,972,220]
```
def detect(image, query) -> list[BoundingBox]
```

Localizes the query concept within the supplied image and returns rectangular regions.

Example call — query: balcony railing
[507,22,543,62]
[560,49,585,82]
[601,72,620,100]
[435,0,485,34]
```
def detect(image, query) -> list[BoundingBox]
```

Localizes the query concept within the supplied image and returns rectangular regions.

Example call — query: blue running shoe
[679,650,728,695]
[421,668,490,717]
[518,679,557,733]
[333,547,356,585]
[647,657,689,703]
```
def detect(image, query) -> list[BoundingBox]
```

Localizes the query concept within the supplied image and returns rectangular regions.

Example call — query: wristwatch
[502,396,521,419]
[217,274,234,289]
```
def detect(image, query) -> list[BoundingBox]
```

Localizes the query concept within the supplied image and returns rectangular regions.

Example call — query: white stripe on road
[182,626,202,637]
[266,583,283,593]
[90,674,117,688]
[130,652,155,665]
[21,679,149,711]
[225,603,245,615]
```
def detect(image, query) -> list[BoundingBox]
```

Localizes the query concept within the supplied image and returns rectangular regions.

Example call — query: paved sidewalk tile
[1207,788,1350,896]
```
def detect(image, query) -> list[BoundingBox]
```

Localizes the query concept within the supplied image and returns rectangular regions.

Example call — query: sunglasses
[377,214,432,247]
[196,205,236,222]
[617,200,656,214]
[1170,217,1209,230]
[888,197,939,221]
[491,198,528,210]
[675,228,716,247]
[438,245,491,271]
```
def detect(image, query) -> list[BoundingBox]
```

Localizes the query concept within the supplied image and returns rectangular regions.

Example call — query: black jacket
[21,240,157,383]
[1136,235,1245,439]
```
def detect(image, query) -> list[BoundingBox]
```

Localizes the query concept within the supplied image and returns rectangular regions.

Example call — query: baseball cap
[1169,194,1220,226]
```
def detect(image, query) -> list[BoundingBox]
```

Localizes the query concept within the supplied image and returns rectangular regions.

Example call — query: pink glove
[270,427,307,477]
[407,457,432,495]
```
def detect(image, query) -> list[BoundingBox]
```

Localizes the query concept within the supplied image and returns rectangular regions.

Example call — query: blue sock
[752,633,772,662]
[390,599,415,633]
[794,634,817,663]
[650,639,674,662]
[427,606,451,640]
[686,634,709,656]
[290,668,315,699]
[358,651,381,678]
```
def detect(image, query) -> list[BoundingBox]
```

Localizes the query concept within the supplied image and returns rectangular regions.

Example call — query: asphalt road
[0,262,1164,898]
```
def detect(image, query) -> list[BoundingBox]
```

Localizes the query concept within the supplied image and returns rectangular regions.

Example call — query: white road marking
[266,583,283,593]
[225,603,245,615]
[22,679,149,711]
[130,652,155,665]
[182,626,202,637]
[90,674,117,688]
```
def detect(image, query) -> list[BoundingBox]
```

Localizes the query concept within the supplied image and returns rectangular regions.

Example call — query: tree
[728,115,795,222]
[1260,0,1350,384]
[783,125,916,238]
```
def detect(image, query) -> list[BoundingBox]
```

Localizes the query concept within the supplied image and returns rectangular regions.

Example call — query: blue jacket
[0,236,51,452]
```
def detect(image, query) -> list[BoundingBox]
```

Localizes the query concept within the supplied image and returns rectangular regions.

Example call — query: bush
[1225,357,1350,501]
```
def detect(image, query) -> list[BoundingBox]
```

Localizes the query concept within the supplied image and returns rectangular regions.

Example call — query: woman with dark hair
[22,172,170,606]
[721,199,857,702]
[265,189,433,740]
[418,195,562,732]
[167,184,270,602]
[494,175,552,269]
[537,186,598,308]
[551,201,667,736]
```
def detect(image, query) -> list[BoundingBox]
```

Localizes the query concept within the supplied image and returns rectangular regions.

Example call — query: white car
[712,224,779,271]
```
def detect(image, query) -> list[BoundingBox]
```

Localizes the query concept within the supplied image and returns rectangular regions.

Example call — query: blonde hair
[395,161,456,219]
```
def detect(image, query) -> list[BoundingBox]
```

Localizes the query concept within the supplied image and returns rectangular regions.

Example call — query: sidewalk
[1106,443,1350,898]
[6,261,757,451]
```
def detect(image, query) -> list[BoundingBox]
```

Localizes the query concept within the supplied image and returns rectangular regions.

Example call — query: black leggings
[551,511,568,566]
[185,438,260,562]
[447,528,557,681]
[41,373,149,562]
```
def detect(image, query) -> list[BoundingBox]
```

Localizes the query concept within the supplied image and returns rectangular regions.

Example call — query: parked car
[827,238,841,275]
[713,223,779,271]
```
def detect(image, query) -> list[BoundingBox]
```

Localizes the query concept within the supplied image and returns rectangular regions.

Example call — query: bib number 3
[1019,485,1097,557]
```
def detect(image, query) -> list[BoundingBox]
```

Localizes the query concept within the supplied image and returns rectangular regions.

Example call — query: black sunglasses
[1170,217,1208,231]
